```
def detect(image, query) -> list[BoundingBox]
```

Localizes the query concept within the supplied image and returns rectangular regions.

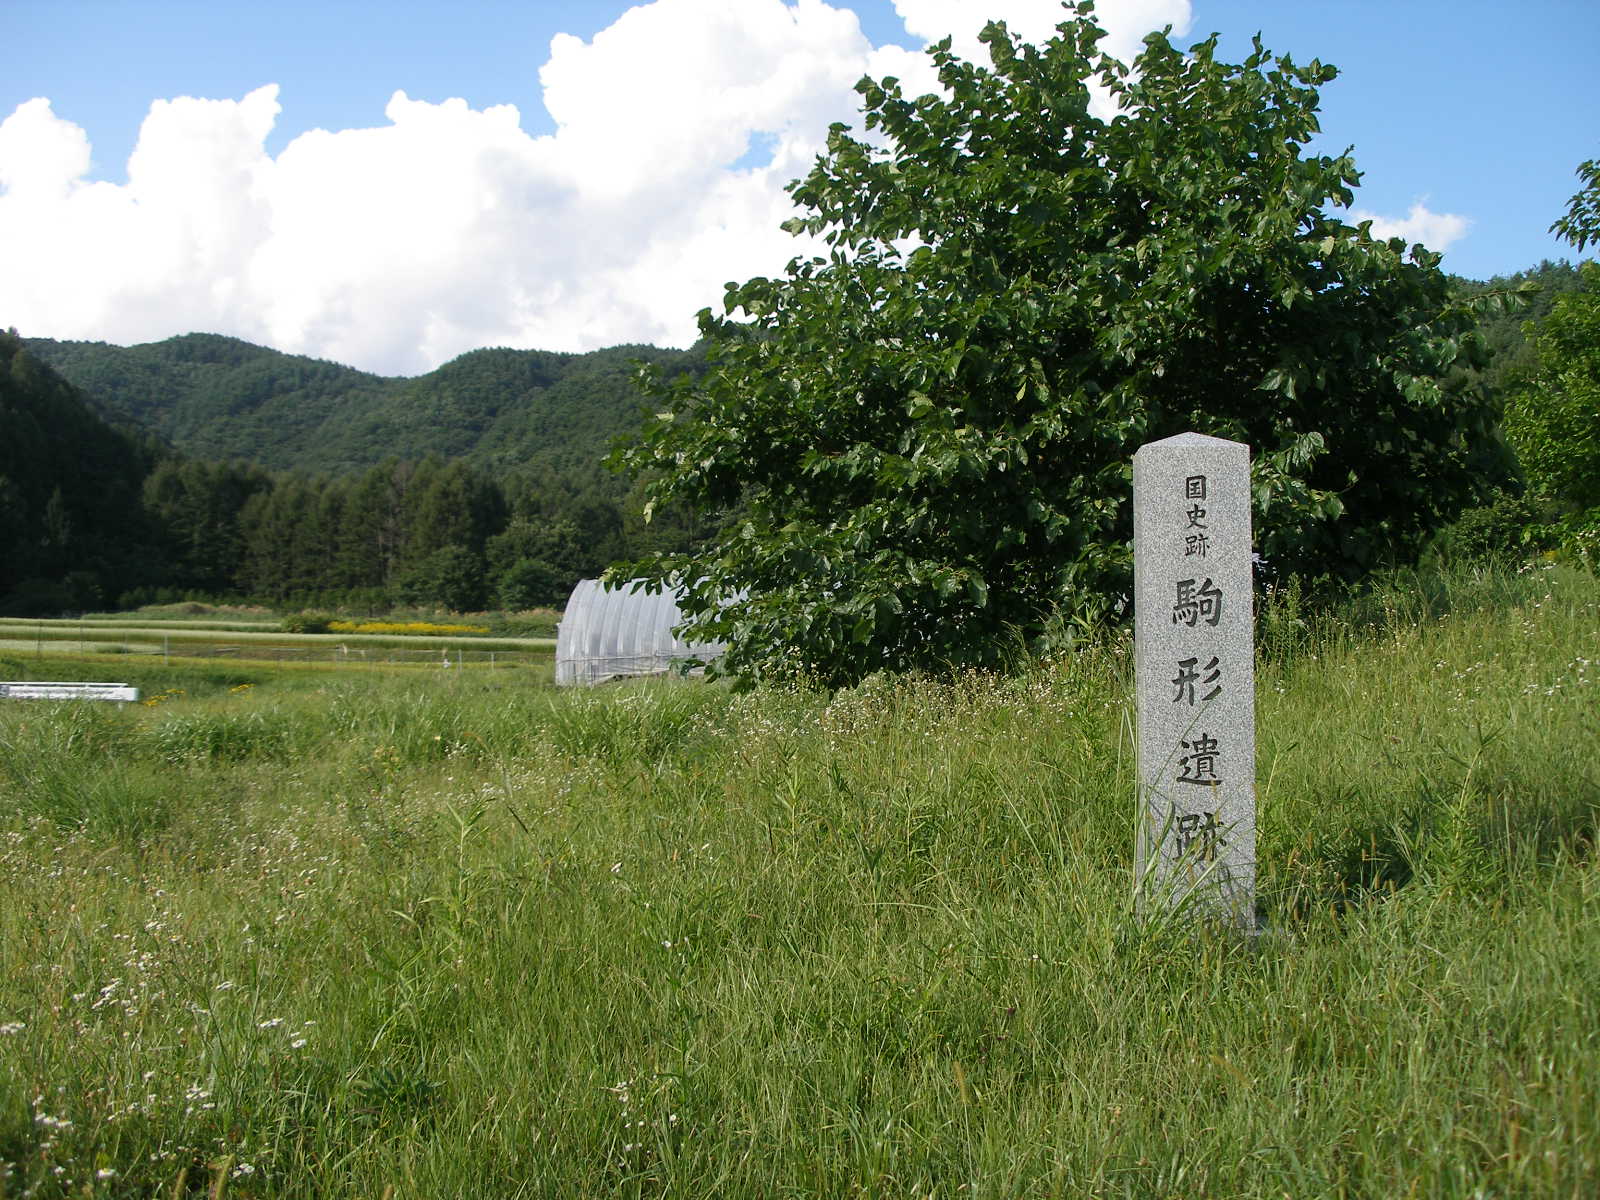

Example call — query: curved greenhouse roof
[555,579,728,686]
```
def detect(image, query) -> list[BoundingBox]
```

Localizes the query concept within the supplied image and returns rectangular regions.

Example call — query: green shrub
[1427,489,1558,564]
[1551,505,1600,569]
[281,612,333,634]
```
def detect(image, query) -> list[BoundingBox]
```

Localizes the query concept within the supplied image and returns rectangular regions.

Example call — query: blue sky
[2,0,1594,375]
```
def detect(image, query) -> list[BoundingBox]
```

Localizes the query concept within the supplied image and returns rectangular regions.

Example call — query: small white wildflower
[213,980,235,991]
[611,862,622,874]
[0,1022,24,1035]
[97,1168,117,1180]
[290,1037,307,1049]
[258,1017,284,1029]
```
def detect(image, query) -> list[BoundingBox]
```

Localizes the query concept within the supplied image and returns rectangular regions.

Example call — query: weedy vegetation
[1,562,1597,1197]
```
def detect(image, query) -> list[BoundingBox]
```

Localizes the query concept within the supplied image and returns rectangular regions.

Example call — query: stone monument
[1133,432,1255,928]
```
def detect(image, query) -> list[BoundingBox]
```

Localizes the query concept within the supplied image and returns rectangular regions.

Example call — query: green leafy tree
[407,459,505,560]
[396,544,487,612]
[237,476,332,600]
[493,557,568,610]
[614,4,1509,685]
[1551,156,1600,253]
[1504,262,1600,511]
[486,515,589,605]
[1490,157,1600,562]
[0,474,25,582]
[1453,260,1578,399]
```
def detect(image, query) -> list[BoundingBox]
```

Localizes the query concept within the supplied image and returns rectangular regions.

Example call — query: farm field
[2,563,1598,1197]
[0,614,555,673]
[9,618,283,632]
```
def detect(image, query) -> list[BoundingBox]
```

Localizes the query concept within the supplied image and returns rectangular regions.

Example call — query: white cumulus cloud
[1350,201,1471,253]
[893,0,1189,66]
[0,0,1194,376]
[0,97,92,196]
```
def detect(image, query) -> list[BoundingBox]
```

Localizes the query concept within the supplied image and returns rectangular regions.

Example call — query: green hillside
[0,331,165,611]
[24,332,702,476]
[1452,259,1587,395]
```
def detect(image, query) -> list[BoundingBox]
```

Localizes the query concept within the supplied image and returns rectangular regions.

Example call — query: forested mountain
[1,329,711,615]
[24,332,704,477]
[0,331,167,611]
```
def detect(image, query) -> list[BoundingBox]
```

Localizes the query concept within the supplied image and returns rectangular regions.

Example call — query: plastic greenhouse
[555,579,728,686]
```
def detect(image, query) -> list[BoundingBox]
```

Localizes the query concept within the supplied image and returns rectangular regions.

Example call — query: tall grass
[1,562,1596,1197]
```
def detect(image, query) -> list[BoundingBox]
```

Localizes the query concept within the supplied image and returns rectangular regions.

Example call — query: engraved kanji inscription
[1172,656,1222,705]
[1171,578,1223,627]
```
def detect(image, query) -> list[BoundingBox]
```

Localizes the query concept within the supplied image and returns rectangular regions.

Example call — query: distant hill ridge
[24,331,703,477]
[24,261,1571,481]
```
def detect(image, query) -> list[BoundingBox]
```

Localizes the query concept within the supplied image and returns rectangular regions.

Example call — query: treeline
[142,455,703,612]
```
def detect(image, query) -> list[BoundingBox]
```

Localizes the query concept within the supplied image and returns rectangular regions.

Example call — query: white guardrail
[0,682,140,703]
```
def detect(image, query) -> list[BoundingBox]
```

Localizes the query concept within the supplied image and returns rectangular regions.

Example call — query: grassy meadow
[1,562,1598,1197]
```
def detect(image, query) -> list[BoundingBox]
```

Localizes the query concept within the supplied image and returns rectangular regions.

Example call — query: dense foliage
[1453,259,1582,399]
[1503,263,1600,513]
[0,331,166,612]
[138,454,692,613]
[617,6,1513,685]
